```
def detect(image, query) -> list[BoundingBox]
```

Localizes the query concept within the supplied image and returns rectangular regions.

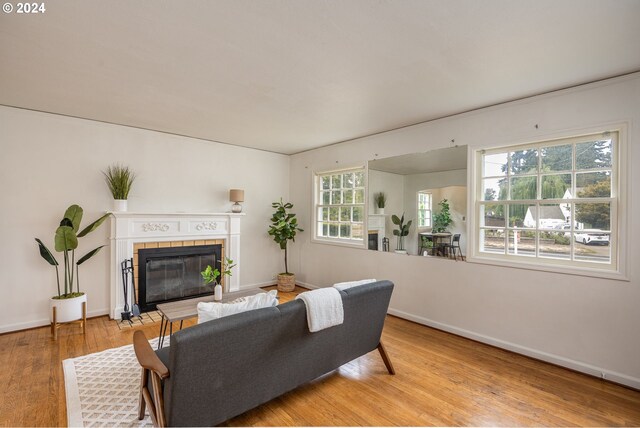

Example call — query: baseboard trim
[296,281,319,290]
[239,281,276,290]
[387,307,640,390]
[0,308,110,335]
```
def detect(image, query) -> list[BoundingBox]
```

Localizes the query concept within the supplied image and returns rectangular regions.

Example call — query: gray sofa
[133,280,395,427]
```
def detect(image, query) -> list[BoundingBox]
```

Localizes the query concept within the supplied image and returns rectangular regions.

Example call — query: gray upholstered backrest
[163,280,394,427]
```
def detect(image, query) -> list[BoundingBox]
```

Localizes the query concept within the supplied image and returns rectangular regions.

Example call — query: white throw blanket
[295,287,344,332]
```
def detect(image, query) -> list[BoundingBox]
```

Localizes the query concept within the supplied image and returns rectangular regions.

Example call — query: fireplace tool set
[120,258,141,322]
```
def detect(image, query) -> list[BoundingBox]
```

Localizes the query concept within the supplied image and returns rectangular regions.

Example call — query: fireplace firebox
[138,244,222,312]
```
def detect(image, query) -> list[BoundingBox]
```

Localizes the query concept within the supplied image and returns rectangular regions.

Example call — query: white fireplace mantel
[109,212,244,319]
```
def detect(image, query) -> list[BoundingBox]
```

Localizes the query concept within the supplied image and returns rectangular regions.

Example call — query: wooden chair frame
[133,330,170,427]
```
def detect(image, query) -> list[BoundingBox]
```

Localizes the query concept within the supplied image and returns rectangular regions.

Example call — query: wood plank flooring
[0,285,639,427]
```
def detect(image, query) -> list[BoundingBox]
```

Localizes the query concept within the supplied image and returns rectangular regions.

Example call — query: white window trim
[466,123,629,281]
[417,191,432,229]
[311,164,368,249]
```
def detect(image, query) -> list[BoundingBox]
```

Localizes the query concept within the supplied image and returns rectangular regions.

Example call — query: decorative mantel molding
[109,212,244,320]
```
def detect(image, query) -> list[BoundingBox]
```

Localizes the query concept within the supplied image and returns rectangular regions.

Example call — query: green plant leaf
[391,215,401,225]
[77,245,106,265]
[63,205,83,232]
[35,238,58,266]
[77,213,109,237]
[54,226,78,252]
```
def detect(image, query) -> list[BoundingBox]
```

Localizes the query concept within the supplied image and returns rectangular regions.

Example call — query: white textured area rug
[63,337,166,427]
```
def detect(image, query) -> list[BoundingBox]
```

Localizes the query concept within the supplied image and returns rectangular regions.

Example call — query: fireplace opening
[368,231,379,251]
[138,244,222,312]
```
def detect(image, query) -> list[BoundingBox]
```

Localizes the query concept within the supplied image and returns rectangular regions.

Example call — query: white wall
[0,106,289,333]
[289,74,640,388]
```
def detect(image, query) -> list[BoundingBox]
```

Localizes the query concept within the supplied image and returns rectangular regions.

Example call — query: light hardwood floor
[0,286,639,427]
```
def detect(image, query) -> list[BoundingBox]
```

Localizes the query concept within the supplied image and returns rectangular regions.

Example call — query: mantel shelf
[109,211,246,217]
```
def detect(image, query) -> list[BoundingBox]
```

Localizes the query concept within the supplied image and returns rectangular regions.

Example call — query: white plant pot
[50,293,87,323]
[376,207,385,215]
[113,199,128,212]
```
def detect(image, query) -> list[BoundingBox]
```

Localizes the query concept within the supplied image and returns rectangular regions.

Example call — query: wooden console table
[156,288,266,348]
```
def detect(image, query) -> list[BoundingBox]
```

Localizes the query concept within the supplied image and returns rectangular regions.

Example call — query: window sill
[311,237,367,250]
[466,254,629,281]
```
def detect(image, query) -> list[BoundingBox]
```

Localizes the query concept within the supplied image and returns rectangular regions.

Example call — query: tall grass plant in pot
[35,205,109,324]
[268,199,303,292]
[103,164,135,211]
[374,192,386,214]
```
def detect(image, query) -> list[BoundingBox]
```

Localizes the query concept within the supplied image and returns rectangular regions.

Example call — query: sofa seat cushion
[197,290,278,324]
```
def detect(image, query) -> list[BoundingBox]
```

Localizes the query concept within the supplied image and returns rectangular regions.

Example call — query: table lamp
[229,189,244,213]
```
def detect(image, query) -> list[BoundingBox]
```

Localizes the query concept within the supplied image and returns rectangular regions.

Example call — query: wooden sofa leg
[377,342,396,375]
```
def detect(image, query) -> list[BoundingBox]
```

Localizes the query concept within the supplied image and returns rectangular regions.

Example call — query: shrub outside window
[316,168,366,243]
[477,131,618,271]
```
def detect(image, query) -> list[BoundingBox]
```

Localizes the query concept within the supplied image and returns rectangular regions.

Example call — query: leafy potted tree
[374,192,386,214]
[103,164,136,212]
[268,199,303,292]
[391,213,412,253]
[432,199,453,232]
[35,205,109,335]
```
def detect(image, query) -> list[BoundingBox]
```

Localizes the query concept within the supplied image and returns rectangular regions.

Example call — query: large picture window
[315,168,366,243]
[476,131,618,271]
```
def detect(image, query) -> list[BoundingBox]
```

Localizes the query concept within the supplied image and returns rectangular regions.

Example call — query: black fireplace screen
[138,244,222,311]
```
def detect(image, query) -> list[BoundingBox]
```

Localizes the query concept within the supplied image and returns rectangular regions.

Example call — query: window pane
[331,175,341,189]
[574,232,610,263]
[329,207,339,221]
[576,139,612,170]
[354,171,365,187]
[539,231,571,259]
[322,191,330,205]
[538,203,568,229]
[343,173,354,188]
[510,176,537,200]
[352,206,363,222]
[340,207,351,222]
[329,224,339,237]
[509,204,535,228]
[480,229,505,253]
[483,153,508,177]
[510,149,538,175]
[508,230,536,257]
[482,178,504,201]
[354,189,365,204]
[541,174,571,199]
[339,224,351,238]
[576,172,611,198]
[343,189,354,204]
[481,203,505,227]
[321,176,330,190]
[541,144,572,172]
[321,207,329,221]
[321,223,329,236]
[331,190,341,204]
[575,202,610,230]
[352,223,364,239]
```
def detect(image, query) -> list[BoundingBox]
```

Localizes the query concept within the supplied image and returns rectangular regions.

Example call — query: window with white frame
[315,168,366,243]
[477,131,618,270]
[417,191,432,228]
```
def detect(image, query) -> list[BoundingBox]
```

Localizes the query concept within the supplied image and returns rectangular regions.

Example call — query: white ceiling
[1,1,639,155]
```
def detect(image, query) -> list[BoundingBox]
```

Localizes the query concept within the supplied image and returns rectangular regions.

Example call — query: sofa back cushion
[164,280,394,427]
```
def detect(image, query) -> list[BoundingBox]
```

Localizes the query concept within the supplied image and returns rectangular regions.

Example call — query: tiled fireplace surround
[109,212,243,320]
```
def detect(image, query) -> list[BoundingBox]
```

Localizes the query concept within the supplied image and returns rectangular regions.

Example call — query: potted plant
[268,199,303,292]
[374,192,386,214]
[35,204,109,327]
[201,257,236,300]
[391,213,412,253]
[433,199,453,233]
[103,164,136,212]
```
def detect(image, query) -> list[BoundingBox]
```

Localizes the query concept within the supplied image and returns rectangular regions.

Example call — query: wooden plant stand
[51,301,87,340]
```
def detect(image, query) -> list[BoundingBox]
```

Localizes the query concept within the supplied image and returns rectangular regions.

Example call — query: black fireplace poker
[121,259,133,321]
